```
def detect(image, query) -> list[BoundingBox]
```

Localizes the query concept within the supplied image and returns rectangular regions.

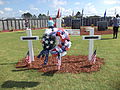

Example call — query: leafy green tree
[21,12,32,19]
[38,13,48,19]
[88,15,101,18]
[32,14,37,19]
[75,11,82,18]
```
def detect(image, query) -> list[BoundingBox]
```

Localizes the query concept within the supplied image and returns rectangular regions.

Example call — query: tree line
[21,11,112,19]
[21,11,85,19]
[21,12,49,19]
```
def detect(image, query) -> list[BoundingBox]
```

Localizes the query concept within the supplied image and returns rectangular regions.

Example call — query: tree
[21,12,32,19]
[88,15,101,18]
[75,11,82,18]
[38,13,48,19]
[32,14,37,19]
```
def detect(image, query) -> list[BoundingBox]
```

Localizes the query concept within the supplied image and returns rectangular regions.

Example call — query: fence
[0,19,50,31]
[0,17,113,31]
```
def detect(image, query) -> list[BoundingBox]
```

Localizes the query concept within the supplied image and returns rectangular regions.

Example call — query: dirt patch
[16,55,104,74]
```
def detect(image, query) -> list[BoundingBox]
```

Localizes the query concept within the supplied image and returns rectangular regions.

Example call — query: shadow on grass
[0,62,17,65]
[101,38,113,40]
[12,68,30,72]
[16,31,25,34]
[1,80,40,88]
[41,70,58,77]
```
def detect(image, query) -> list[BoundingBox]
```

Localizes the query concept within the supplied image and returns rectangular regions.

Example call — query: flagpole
[82,9,84,26]
[104,10,106,21]
[115,9,116,16]
[47,10,49,16]
[72,10,74,16]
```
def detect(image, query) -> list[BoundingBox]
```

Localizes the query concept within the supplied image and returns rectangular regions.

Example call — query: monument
[97,21,108,31]
[72,19,81,29]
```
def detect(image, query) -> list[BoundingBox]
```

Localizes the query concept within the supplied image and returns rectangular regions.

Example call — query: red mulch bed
[16,55,104,74]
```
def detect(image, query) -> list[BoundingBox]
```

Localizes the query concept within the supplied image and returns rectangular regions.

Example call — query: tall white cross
[82,27,101,61]
[56,18,62,28]
[20,28,39,63]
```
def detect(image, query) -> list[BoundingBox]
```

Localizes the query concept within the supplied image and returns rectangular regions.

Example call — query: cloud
[64,9,72,16]
[0,10,4,14]
[19,10,29,14]
[0,0,5,5]
[57,7,72,16]
[37,0,49,3]
[31,7,39,11]
[107,6,120,16]
[29,5,39,11]
[4,8,13,11]
[103,0,120,4]
[84,3,98,15]
[51,0,67,8]
[74,2,80,5]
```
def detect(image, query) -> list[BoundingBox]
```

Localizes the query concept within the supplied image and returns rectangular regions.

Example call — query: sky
[0,0,120,18]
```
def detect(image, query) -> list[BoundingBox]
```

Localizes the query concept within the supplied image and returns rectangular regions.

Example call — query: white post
[26,28,34,63]
[58,53,61,70]
[56,18,62,28]
[86,27,94,61]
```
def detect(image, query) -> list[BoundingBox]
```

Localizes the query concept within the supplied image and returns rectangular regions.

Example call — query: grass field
[0,29,120,90]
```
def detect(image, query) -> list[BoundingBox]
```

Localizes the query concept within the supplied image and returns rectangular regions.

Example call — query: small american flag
[104,10,106,20]
[91,50,96,63]
[56,9,61,18]
[25,51,30,63]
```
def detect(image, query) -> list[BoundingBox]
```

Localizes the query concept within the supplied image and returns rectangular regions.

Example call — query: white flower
[46,46,49,48]
[50,40,54,44]
[45,40,48,44]
[46,36,49,39]
[42,38,45,41]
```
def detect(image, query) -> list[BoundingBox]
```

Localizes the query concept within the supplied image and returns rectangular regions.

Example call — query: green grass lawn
[0,29,120,90]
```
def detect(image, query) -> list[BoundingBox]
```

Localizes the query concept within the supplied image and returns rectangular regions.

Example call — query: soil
[16,55,104,74]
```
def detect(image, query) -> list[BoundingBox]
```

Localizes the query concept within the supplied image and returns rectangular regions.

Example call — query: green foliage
[75,11,82,18]
[38,14,49,19]
[21,12,33,19]
[0,30,120,90]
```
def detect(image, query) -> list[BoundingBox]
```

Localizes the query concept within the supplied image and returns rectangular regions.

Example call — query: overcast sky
[0,0,120,18]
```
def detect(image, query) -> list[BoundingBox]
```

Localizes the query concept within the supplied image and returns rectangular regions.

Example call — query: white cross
[82,27,101,61]
[65,29,80,36]
[56,18,62,28]
[20,28,39,63]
